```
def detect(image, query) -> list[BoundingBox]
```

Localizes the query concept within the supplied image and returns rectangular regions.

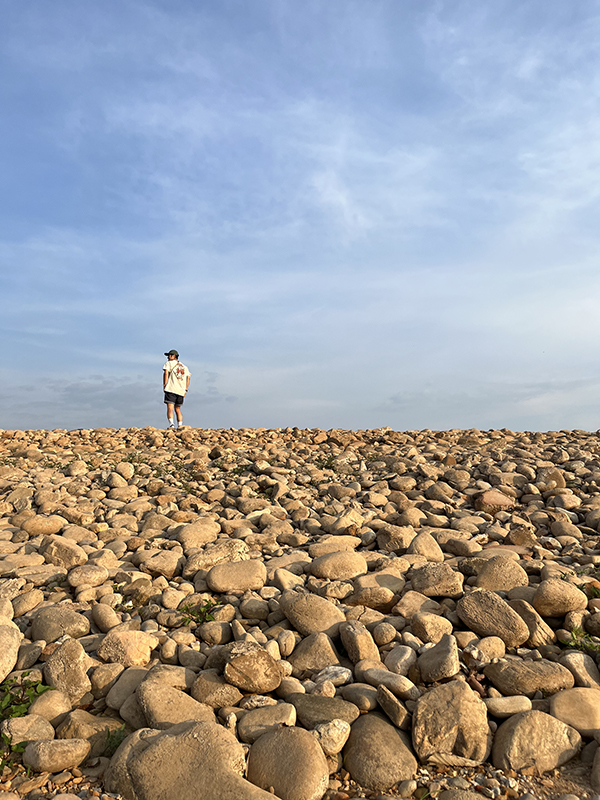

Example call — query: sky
[2,0,600,432]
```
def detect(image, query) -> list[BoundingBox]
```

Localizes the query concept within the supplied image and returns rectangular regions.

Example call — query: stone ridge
[0,425,599,800]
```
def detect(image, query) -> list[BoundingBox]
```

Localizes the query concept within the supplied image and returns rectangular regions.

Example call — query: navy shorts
[164,391,184,406]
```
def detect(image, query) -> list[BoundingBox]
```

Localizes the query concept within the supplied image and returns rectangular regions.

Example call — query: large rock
[247,726,328,800]
[97,630,158,667]
[474,490,514,515]
[417,634,460,683]
[105,720,275,800]
[279,591,345,638]
[549,687,600,736]
[206,560,267,593]
[136,681,215,729]
[532,578,588,617]
[31,605,90,643]
[492,711,581,774]
[0,623,21,682]
[224,650,282,693]
[456,590,529,648]
[559,651,600,688]
[412,681,491,765]
[310,551,367,581]
[39,535,87,568]
[44,638,92,704]
[287,633,340,677]
[56,709,124,758]
[508,599,556,648]
[23,738,91,773]
[343,713,417,791]
[0,713,55,744]
[484,658,574,698]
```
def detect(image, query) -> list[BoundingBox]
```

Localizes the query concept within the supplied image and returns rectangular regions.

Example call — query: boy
[163,349,191,428]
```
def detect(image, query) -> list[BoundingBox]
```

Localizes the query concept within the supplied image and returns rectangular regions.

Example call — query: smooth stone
[310,551,368,581]
[484,658,575,698]
[237,703,297,744]
[0,713,55,744]
[417,634,460,683]
[287,693,360,728]
[23,738,91,773]
[279,591,346,638]
[31,606,90,643]
[559,651,600,688]
[247,726,329,800]
[287,632,340,677]
[0,623,21,682]
[56,710,124,758]
[532,578,588,617]
[456,590,530,648]
[28,689,72,726]
[343,712,417,791]
[492,711,581,774]
[484,695,532,718]
[207,560,267,593]
[191,670,243,709]
[97,630,158,667]
[550,688,600,736]
[224,650,282,693]
[136,681,215,729]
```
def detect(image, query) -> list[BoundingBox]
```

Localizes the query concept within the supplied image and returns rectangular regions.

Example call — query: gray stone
[418,634,460,683]
[533,578,588,617]
[0,623,21,682]
[56,709,125,758]
[23,738,91,773]
[287,632,340,677]
[191,670,243,708]
[0,713,54,744]
[287,693,360,728]
[206,559,267,593]
[27,689,72,726]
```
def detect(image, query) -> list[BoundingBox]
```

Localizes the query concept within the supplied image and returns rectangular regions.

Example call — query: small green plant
[315,455,336,470]
[105,724,128,757]
[0,673,52,772]
[180,600,217,625]
[565,626,600,655]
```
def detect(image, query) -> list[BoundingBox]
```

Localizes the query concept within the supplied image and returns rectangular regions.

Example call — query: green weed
[180,600,217,625]
[105,725,128,757]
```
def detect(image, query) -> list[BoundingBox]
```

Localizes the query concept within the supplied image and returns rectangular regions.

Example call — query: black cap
[164,349,179,357]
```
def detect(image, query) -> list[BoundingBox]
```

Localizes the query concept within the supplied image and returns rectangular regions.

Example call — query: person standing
[163,349,191,428]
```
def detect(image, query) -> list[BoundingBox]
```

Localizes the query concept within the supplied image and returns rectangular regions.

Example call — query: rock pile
[1,425,600,799]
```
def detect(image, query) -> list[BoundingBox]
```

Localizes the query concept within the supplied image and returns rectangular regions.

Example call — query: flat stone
[484,658,575,698]
[224,650,282,693]
[136,681,215,729]
[492,710,581,774]
[28,689,72,726]
[559,651,600,688]
[376,684,410,729]
[339,621,379,664]
[343,712,417,791]
[23,738,91,773]
[287,693,360,728]
[411,612,453,644]
[384,645,418,676]
[508,599,556,647]
[237,703,296,743]
[362,668,420,701]
[484,695,532,718]
[456,590,530,648]
[279,591,345,638]
[247,726,329,800]
[475,555,528,592]
[207,559,267,593]
[31,606,90,643]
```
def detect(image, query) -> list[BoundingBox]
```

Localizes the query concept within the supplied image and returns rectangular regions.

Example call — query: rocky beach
[2,425,600,800]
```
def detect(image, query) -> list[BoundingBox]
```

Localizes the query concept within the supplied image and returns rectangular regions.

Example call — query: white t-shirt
[163,361,190,395]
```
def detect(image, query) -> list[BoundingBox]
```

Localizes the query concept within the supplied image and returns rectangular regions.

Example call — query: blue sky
[2,0,600,431]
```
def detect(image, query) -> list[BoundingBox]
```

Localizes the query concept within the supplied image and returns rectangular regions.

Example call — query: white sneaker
[167,422,174,429]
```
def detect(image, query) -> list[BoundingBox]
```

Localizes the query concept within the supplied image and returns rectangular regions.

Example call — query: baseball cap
[164,349,179,357]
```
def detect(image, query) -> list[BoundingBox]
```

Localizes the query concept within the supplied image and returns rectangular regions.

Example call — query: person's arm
[185,373,190,393]
[163,369,168,389]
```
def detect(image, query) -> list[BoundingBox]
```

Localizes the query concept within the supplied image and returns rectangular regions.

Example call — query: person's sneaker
[167,422,174,429]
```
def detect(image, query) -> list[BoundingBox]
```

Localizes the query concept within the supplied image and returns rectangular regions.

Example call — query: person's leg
[175,403,183,426]
[166,403,175,427]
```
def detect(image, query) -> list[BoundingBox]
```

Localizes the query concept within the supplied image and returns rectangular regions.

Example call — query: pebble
[1,425,600,799]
